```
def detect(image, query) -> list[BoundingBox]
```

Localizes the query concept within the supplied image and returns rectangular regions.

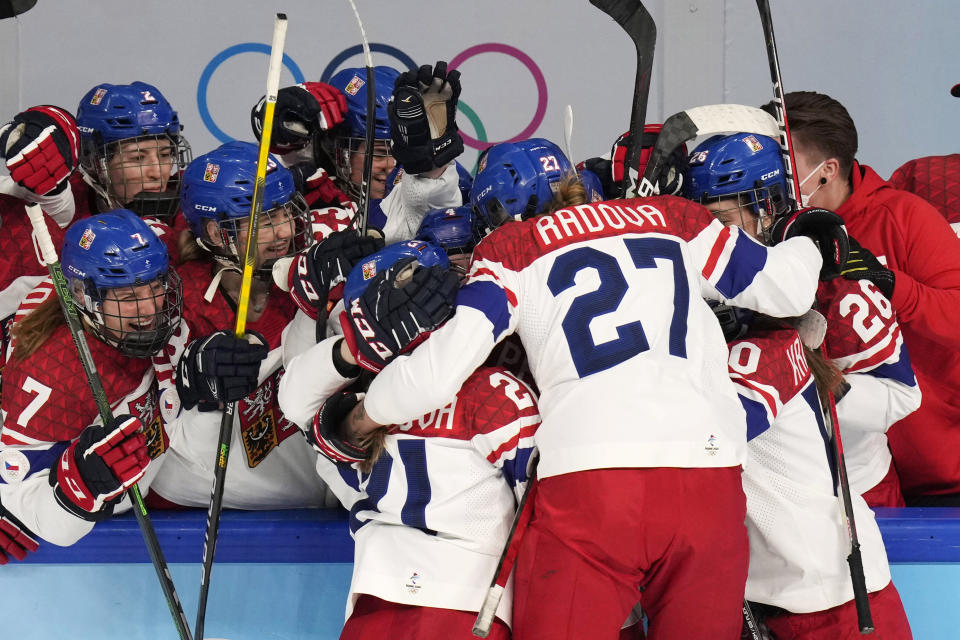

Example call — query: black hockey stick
[636,103,780,197]
[194,14,288,640]
[755,2,873,631]
[473,453,540,638]
[742,601,763,640]
[589,0,655,198]
[25,205,193,640]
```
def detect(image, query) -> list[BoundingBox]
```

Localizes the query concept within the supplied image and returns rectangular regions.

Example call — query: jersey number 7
[548,236,689,378]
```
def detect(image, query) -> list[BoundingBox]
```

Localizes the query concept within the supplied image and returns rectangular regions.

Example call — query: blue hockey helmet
[76,81,192,220]
[343,239,449,310]
[683,133,790,225]
[328,66,401,199]
[470,138,574,227]
[61,209,182,357]
[415,206,483,273]
[578,168,606,203]
[181,141,312,269]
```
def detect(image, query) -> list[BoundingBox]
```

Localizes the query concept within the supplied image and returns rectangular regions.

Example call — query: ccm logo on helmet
[194,204,218,212]
[760,169,781,181]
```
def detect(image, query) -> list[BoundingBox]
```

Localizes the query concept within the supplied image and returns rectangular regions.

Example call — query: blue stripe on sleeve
[456,280,511,340]
[715,232,768,299]
[739,395,772,441]
[868,348,917,387]
[500,445,534,489]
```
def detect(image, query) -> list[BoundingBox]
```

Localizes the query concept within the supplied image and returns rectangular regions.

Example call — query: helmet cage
[71,268,183,358]
[697,181,788,244]
[333,136,393,200]
[84,133,193,221]
[203,193,313,273]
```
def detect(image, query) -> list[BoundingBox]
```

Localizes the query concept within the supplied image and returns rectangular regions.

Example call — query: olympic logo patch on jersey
[0,449,29,484]
[203,163,220,183]
[343,75,365,96]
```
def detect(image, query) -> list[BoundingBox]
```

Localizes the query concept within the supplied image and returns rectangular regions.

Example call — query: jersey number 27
[548,236,689,378]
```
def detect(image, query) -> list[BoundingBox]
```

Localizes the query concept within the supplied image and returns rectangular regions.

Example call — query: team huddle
[0,39,957,640]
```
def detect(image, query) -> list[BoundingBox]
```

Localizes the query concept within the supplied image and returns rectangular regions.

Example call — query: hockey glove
[0,105,79,196]
[770,207,850,280]
[176,330,269,410]
[340,258,460,372]
[0,502,40,564]
[388,61,464,174]
[51,415,149,521]
[309,391,369,464]
[841,237,896,300]
[285,230,385,320]
[251,82,348,152]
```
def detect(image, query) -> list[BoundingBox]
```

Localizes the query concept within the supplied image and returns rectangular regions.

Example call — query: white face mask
[799,160,826,208]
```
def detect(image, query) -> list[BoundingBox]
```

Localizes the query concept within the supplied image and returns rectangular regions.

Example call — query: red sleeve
[886,193,960,349]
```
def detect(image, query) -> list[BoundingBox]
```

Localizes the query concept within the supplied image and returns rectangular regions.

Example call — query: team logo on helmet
[79,228,96,250]
[344,75,365,96]
[203,163,220,183]
[90,88,107,105]
[361,260,377,281]
[742,135,764,153]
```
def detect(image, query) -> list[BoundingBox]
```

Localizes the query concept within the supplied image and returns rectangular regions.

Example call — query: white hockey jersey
[817,277,921,495]
[315,366,539,626]
[364,196,822,479]
[729,324,891,613]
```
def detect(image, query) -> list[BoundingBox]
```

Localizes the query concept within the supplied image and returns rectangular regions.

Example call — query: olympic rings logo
[196,41,548,153]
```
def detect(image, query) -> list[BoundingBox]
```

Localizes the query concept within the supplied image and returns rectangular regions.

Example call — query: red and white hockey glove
[339,258,460,372]
[285,230,384,320]
[309,391,369,464]
[51,415,149,521]
[251,82,348,152]
[0,105,79,196]
[0,502,40,565]
[770,207,850,281]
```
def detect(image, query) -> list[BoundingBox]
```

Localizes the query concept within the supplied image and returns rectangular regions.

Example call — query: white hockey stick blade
[472,584,505,638]
[634,104,779,197]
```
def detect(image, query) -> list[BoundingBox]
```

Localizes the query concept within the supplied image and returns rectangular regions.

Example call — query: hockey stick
[473,453,540,638]
[754,3,871,629]
[636,103,780,197]
[25,204,193,640]
[562,104,575,169]
[344,0,376,236]
[589,0,655,198]
[194,14,288,640]
[742,601,763,640]
[821,371,875,634]
[755,0,801,211]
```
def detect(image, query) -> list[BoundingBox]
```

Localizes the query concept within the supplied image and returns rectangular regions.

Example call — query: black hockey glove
[340,258,460,372]
[388,61,464,175]
[285,230,385,320]
[0,501,40,564]
[176,330,269,410]
[251,82,347,151]
[770,207,850,281]
[309,390,369,464]
[841,237,896,300]
[0,105,79,196]
[50,415,149,521]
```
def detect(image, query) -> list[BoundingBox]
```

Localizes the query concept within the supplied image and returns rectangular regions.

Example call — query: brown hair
[764,91,858,183]
[804,346,845,404]
[543,173,591,214]
[10,296,66,361]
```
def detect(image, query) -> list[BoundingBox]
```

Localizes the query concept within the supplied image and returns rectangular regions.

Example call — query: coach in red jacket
[771,91,960,505]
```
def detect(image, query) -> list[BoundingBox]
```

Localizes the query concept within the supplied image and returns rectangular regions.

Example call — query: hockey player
[279,240,533,639]
[682,131,920,506]
[765,91,960,504]
[253,62,465,242]
[317,127,847,637]
[414,205,484,275]
[75,81,192,222]
[145,141,335,509]
[0,210,181,549]
[715,304,913,638]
